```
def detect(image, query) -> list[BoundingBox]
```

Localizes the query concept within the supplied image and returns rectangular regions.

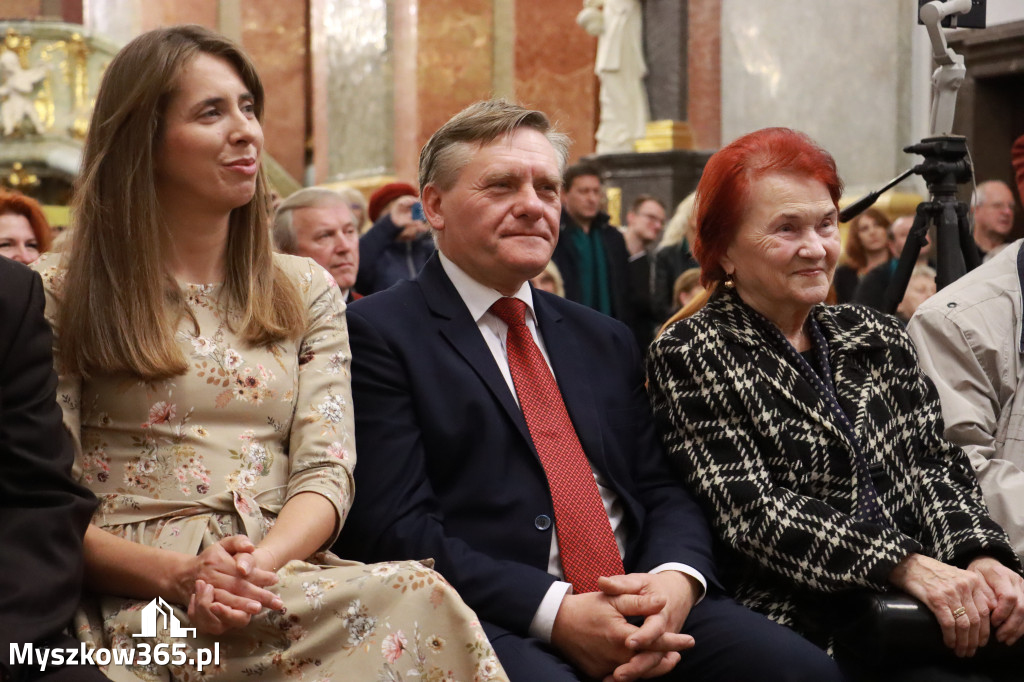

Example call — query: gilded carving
[4,161,40,189]
[0,29,51,137]
[605,185,622,227]
[40,32,95,139]
[0,22,120,205]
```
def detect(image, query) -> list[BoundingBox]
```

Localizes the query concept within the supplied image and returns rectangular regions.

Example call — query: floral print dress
[34,253,506,682]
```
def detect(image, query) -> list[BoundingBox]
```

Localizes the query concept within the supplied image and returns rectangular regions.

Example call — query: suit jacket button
[534,514,552,531]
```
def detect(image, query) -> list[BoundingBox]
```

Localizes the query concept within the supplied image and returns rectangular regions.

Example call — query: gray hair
[272,187,348,254]
[418,99,571,192]
[333,185,370,230]
[972,180,1012,208]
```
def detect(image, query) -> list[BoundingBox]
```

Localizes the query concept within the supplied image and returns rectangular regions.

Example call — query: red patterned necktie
[489,297,624,593]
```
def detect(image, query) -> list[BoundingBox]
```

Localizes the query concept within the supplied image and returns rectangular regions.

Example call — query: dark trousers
[487,593,845,682]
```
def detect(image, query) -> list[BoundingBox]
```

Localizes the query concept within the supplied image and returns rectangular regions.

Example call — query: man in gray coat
[908,239,1024,559]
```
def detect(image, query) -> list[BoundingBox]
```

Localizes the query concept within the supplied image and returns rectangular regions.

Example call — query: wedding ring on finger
[952,606,967,619]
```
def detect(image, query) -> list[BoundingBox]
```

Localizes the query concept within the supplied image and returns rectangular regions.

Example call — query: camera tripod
[840,136,980,315]
[838,0,983,315]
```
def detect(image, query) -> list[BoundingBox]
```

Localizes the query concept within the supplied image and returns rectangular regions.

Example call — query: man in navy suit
[336,100,842,681]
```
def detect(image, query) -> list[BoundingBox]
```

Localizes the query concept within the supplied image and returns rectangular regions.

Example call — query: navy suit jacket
[336,254,717,638]
[1,259,100,680]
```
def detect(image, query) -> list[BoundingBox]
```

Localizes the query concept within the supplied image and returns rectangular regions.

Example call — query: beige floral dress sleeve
[33,253,506,682]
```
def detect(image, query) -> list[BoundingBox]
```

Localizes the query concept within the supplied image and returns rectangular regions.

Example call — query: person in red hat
[356,181,436,294]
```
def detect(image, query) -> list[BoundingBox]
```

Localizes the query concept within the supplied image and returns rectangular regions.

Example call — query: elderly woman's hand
[968,555,1024,646]
[889,553,993,657]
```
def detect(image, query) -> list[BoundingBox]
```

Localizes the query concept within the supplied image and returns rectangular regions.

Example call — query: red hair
[692,127,843,289]
[842,206,890,271]
[0,190,52,254]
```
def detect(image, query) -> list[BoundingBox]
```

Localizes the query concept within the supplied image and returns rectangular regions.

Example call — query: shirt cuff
[528,581,572,642]
[650,563,707,604]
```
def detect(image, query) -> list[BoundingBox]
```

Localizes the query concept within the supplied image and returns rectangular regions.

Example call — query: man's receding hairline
[433,129,563,192]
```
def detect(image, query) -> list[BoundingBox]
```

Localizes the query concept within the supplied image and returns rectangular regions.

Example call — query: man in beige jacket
[907,239,1024,559]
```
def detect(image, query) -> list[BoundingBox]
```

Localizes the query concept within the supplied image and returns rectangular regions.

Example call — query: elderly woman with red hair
[646,127,1024,673]
[0,189,51,264]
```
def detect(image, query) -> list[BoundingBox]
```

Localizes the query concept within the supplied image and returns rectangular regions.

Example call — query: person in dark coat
[652,194,699,323]
[355,182,435,294]
[622,194,667,350]
[852,214,931,312]
[648,127,1024,677]
[337,99,844,682]
[551,162,632,326]
[0,258,104,681]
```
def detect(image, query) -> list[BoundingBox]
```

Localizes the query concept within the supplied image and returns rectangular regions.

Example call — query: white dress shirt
[439,253,706,641]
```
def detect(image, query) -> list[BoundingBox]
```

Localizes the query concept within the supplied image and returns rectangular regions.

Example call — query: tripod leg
[936,201,967,289]
[884,208,931,315]
[957,201,982,273]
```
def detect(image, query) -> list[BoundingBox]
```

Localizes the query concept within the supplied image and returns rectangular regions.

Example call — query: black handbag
[800,591,1024,679]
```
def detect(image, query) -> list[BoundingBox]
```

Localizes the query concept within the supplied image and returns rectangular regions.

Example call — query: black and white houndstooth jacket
[646,286,1020,632]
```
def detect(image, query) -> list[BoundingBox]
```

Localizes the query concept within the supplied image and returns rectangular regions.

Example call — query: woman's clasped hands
[890,552,1024,658]
[180,535,284,635]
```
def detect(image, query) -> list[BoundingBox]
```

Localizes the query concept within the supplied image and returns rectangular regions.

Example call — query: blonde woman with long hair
[33,25,504,682]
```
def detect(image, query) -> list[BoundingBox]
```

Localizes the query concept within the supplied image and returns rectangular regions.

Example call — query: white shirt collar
[438,251,536,324]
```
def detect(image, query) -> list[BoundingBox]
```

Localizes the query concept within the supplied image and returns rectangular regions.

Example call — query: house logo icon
[133,597,197,638]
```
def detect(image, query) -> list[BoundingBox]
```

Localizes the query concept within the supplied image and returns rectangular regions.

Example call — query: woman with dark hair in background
[33,25,504,682]
[832,207,891,303]
[647,127,1024,677]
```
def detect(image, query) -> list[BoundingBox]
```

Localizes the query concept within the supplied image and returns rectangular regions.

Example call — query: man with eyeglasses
[971,180,1017,258]
[622,195,667,349]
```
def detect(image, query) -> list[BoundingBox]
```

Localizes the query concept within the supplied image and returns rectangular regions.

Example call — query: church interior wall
[3,0,1021,199]
[721,0,914,194]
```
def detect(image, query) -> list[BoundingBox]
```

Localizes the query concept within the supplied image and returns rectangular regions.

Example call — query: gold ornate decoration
[1,28,51,136]
[4,27,33,58]
[41,32,93,138]
[4,162,40,189]
[606,186,622,227]
[634,120,695,153]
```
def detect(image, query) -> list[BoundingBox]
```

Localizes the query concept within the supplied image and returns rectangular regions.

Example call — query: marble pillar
[240,0,307,183]
[140,0,216,31]
[515,0,597,162]
[1,1,43,18]
[688,0,720,149]
[312,0,391,184]
[644,0,686,122]
[720,0,914,189]
[415,0,493,157]
[82,0,141,45]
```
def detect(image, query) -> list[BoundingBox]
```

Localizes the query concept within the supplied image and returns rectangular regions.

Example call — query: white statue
[577,0,649,154]
[0,51,49,137]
